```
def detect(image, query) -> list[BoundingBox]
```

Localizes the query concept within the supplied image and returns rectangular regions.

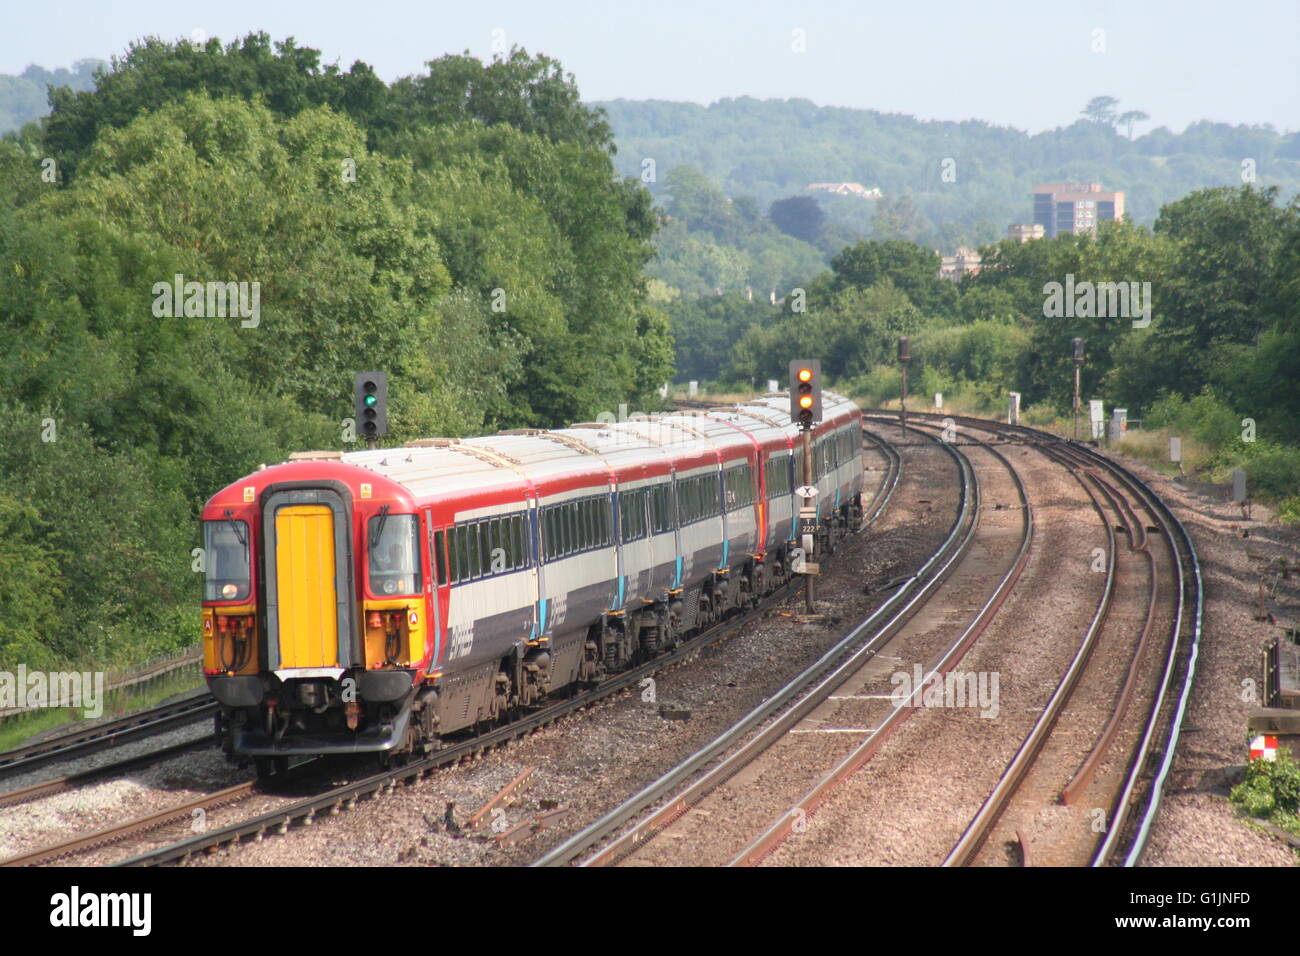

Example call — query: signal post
[789,360,822,614]
[1071,338,1084,441]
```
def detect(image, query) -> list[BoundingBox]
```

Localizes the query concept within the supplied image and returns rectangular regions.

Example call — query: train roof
[204,391,862,510]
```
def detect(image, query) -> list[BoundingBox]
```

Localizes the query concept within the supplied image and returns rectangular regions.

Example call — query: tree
[379,47,613,150]
[828,239,956,317]
[872,195,933,243]
[769,195,826,243]
[1146,185,1291,394]
[1118,110,1149,140]
[1080,95,1120,127]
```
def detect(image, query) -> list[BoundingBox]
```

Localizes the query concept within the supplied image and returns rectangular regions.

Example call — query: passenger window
[485,520,500,575]
[510,515,524,568]
[454,527,468,583]
[434,529,447,586]
[465,524,480,580]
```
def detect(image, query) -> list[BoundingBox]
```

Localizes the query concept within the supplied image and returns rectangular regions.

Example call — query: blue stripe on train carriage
[617,574,625,607]
[721,538,729,568]
[674,555,682,589]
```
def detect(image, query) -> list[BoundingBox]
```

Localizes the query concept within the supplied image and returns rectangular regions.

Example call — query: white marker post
[1008,392,1021,425]
[1089,400,1105,441]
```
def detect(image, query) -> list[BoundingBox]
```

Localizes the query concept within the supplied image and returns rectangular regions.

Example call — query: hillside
[597,96,1300,244]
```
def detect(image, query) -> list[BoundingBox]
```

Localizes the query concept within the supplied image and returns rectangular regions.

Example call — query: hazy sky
[4,0,1297,134]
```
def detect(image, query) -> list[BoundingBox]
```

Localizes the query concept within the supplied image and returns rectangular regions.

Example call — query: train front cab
[203,470,430,761]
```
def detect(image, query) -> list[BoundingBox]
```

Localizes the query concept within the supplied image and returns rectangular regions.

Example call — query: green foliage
[729,283,923,384]
[770,196,825,243]
[0,493,64,670]
[1144,391,1242,448]
[913,321,1030,385]
[0,406,195,669]
[841,365,901,408]
[1146,185,1295,394]
[1136,391,1300,502]
[828,239,957,317]
[1231,748,1300,825]
[1237,443,1300,505]
[669,178,1297,515]
[0,35,667,671]
[664,293,774,384]
[1277,497,1300,525]
[650,165,828,297]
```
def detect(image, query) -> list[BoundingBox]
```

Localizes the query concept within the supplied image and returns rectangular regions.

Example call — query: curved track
[533,421,977,868]
[887,411,1202,868]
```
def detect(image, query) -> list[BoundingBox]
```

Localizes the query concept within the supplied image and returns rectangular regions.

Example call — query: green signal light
[364,394,377,407]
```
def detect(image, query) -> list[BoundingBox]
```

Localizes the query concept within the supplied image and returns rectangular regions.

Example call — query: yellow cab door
[274,504,339,668]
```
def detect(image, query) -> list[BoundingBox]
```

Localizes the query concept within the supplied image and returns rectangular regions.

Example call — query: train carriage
[200,391,864,766]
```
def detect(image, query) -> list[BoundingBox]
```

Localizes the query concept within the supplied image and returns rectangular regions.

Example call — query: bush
[1231,747,1300,825]
[1239,443,1300,503]
[844,365,902,408]
[1278,496,1300,525]
[1145,390,1241,449]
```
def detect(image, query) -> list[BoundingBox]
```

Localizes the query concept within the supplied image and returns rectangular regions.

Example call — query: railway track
[1,430,903,868]
[0,692,217,782]
[532,418,1028,867]
[0,738,214,810]
[926,414,1201,866]
[530,412,1201,868]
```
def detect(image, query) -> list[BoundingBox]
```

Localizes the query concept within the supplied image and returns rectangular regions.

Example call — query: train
[200,392,865,771]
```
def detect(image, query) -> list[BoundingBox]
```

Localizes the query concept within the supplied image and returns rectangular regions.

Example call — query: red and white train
[200,392,864,767]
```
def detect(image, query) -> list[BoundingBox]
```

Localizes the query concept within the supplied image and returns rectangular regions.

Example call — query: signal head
[354,371,388,440]
[788,359,822,425]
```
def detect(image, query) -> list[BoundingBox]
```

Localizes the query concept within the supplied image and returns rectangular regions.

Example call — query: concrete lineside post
[1071,337,1085,441]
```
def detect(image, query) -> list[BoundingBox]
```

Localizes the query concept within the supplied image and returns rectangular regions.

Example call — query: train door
[425,512,446,669]
[274,505,338,667]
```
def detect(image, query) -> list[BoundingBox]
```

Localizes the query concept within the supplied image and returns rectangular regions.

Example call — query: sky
[3,0,1298,135]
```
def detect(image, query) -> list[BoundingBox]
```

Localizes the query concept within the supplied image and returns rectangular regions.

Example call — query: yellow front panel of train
[275,505,339,668]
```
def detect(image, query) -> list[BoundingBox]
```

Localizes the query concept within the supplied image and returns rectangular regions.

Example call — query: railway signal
[788,359,822,613]
[788,359,822,425]
[354,371,388,447]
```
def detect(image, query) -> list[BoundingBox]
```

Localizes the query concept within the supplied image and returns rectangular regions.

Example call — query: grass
[0,663,204,753]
